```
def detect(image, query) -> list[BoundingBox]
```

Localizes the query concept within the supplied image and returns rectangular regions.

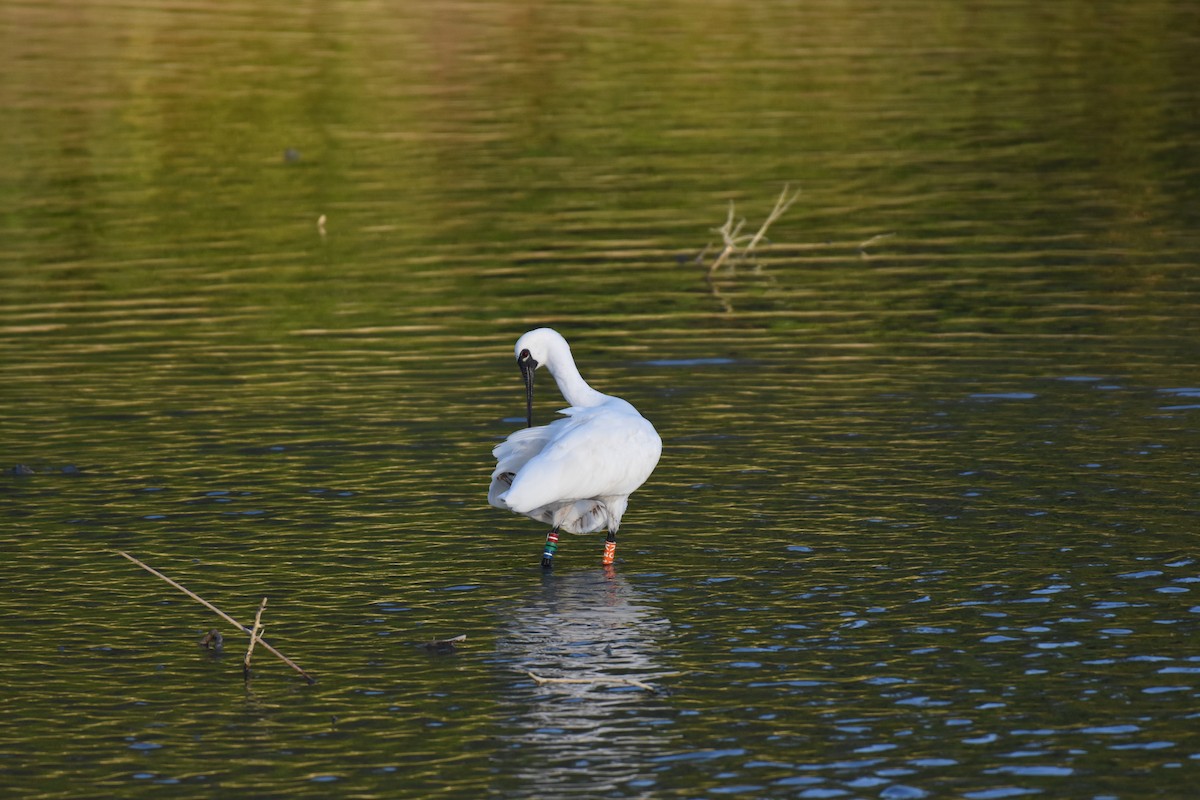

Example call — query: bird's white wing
[491,423,554,476]
[489,421,558,510]
[500,403,661,515]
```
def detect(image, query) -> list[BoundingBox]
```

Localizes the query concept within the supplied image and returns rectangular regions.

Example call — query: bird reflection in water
[491,569,676,795]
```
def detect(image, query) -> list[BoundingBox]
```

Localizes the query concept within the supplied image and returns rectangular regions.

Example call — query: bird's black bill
[518,349,538,428]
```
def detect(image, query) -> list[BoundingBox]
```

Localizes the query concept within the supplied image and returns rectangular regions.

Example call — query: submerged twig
[524,670,680,693]
[114,551,315,684]
[744,184,800,255]
[706,202,747,278]
[858,231,895,256]
[702,185,800,312]
[244,597,268,679]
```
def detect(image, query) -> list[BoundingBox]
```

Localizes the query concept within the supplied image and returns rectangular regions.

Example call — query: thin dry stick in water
[244,597,268,678]
[114,551,315,684]
[858,232,895,255]
[524,670,680,693]
[706,202,747,278]
[706,183,800,279]
[704,185,800,314]
[704,203,744,313]
[743,184,800,256]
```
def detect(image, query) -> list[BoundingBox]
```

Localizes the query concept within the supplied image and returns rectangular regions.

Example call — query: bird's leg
[601,531,617,566]
[541,527,560,569]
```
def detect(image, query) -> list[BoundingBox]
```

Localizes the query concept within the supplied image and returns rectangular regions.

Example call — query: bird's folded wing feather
[500,405,661,514]
[489,423,551,510]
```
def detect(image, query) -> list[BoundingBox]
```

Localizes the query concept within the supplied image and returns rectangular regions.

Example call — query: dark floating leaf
[199,629,224,652]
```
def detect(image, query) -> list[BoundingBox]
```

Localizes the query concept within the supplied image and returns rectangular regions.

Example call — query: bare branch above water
[702,184,801,312]
[114,550,315,684]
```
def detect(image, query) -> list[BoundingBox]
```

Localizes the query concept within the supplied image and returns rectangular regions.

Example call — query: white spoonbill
[488,328,662,568]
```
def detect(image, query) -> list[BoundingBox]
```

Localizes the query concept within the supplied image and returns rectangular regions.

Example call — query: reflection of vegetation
[0,0,1196,348]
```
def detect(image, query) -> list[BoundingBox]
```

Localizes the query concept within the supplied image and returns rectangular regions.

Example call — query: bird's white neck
[545,342,609,408]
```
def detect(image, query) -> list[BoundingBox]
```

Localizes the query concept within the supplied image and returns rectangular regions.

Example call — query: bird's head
[514,328,569,428]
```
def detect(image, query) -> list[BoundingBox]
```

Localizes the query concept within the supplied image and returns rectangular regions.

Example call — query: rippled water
[2,0,1199,797]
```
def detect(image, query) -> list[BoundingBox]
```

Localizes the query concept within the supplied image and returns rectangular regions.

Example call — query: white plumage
[489,328,661,565]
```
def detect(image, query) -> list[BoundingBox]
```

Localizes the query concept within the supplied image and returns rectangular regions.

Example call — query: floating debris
[115,550,315,684]
[524,669,680,694]
[701,185,800,313]
[243,597,268,681]
[423,634,467,654]
[7,464,82,477]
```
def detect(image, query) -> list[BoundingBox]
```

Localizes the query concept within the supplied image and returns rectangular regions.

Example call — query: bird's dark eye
[518,349,534,364]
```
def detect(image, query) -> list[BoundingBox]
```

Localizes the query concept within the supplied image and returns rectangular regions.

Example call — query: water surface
[2,1,1199,797]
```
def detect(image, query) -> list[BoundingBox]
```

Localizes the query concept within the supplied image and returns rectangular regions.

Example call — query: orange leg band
[601,532,616,566]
